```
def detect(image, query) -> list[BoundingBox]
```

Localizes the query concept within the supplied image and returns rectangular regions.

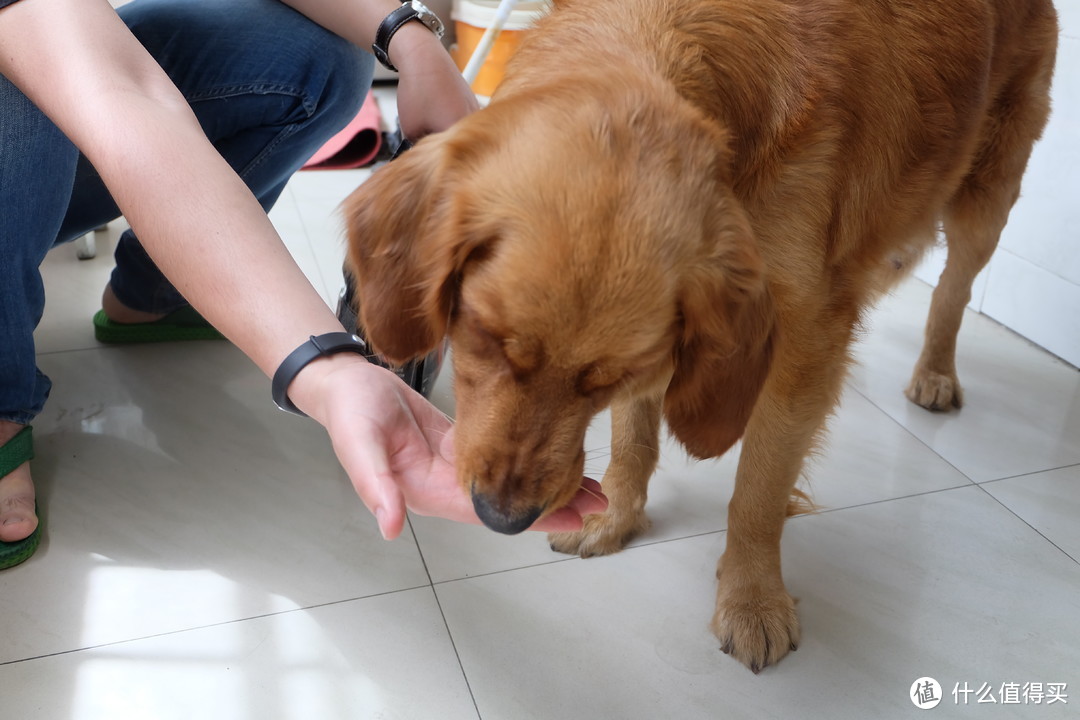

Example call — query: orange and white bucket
[451,0,551,98]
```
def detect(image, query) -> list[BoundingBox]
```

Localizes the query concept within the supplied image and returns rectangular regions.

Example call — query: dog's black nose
[471,492,542,535]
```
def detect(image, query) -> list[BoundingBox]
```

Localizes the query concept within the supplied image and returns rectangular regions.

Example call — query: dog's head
[344,79,773,533]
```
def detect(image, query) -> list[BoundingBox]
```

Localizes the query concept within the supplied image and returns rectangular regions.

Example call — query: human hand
[389,23,479,140]
[307,358,607,540]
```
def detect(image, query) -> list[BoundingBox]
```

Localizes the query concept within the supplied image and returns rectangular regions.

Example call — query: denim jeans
[0,0,372,425]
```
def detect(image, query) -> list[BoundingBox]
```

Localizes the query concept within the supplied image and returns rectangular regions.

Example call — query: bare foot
[101,283,166,324]
[0,421,37,544]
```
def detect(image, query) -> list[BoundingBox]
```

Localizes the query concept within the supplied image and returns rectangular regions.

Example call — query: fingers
[371,481,407,540]
[571,477,609,516]
[322,365,608,540]
[529,477,608,533]
[332,423,408,540]
[531,506,589,533]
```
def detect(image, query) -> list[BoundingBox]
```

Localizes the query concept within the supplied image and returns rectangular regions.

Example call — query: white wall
[915,1,1080,367]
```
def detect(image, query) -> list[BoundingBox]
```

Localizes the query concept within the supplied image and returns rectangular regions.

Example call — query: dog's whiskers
[579,483,606,502]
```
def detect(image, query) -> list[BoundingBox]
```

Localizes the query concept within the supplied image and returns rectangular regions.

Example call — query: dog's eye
[577,364,624,396]
[457,303,542,378]
[502,336,542,377]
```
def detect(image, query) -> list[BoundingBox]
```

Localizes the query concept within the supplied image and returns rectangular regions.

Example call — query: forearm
[282,0,454,75]
[93,99,343,375]
[281,0,478,138]
[279,0,403,48]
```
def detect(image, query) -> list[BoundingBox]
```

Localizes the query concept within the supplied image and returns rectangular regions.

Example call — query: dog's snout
[471,491,543,535]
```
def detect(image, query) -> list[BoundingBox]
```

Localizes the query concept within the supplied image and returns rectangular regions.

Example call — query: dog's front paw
[711,576,800,674]
[905,367,964,411]
[548,509,649,558]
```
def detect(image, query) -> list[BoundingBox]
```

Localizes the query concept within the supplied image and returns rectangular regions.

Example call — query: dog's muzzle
[471,491,543,535]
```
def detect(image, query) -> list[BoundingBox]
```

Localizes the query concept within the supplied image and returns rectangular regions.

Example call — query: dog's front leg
[548,391,663,557]
[711,348,844,673]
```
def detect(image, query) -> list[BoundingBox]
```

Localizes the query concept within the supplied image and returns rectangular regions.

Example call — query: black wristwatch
[373,1,446,72]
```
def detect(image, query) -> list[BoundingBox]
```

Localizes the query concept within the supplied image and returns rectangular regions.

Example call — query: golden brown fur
[344,0,1057,672]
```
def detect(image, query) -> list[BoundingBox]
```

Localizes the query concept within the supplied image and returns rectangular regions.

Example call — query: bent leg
[0,74,80,541]
[905,204,1002,411]
[59,0,373,313]
[907,30,1055,411]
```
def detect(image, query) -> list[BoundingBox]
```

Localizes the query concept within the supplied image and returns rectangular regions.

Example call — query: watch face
[409,0,445,38]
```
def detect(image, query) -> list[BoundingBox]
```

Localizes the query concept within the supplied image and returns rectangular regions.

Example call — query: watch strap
[272,332,369,417]
[373,2,422,72]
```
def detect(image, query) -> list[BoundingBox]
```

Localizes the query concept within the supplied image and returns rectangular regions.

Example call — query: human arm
[279,0,479,139]
[0,0,602,538]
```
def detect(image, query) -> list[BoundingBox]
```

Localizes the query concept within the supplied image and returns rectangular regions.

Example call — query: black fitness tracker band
[372,1,445,72]
[272,332,369,416]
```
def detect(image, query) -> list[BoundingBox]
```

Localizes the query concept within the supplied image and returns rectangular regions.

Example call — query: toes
[0,501,38,543]
[712,589,801,673]
[905,369,964,411]
[548,530,584,555]
[0,463,38,542]
[548,511,649,557]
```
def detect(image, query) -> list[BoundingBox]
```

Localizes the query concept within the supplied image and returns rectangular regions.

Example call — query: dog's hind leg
[905,199,1006,411]
[548,391,662,558]
[907,27,1056,411]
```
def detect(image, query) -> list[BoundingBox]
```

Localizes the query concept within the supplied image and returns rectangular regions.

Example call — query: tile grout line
[430,552,586,588]
[406,514,484,720]
[0,583,432,669]
[976,460,1080,485]
[847,380,984,484]
[847,374,1080,483]
[426,483,986,589]
[424,477,1076,592]
[35,341,238,359]
[973,481,1080,567]
[850,379,1080,490]
[10,468,1067,670]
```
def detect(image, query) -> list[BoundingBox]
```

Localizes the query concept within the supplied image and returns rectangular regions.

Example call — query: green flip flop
[93,306,225,344]
[0,426,41,570]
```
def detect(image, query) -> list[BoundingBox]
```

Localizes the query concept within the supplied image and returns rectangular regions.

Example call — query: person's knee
[296,31,373,128]
[0,75,80,250]
[120,0,372,126]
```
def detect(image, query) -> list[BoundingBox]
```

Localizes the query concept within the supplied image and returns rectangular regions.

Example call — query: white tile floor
[5,101,1080,718]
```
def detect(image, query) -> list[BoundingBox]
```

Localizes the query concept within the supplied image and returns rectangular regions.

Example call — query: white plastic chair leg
[75,224,108,260]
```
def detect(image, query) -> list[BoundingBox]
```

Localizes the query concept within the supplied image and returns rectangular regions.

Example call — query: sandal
[92,306,225,344]
[0,426,41,570]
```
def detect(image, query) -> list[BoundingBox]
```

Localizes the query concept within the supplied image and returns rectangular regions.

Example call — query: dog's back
[505,0,1057,303]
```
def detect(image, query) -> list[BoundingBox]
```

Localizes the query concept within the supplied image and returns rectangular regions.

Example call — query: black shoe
[336,269,447,399]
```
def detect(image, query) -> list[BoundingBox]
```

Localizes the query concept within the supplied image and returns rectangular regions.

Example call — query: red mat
[302,91,383,170]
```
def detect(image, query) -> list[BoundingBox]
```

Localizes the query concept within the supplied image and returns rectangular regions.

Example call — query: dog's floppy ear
[342,132,475,364]
[663,194,774,459]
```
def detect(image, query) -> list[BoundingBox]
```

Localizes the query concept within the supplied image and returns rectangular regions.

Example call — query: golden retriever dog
[343,0,1058,672]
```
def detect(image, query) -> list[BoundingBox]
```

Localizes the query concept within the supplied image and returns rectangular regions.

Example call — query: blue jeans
[0,0,372,425]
